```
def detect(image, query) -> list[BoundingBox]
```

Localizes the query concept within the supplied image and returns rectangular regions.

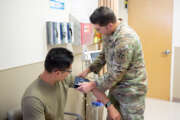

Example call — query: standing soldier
[78,7,147,120]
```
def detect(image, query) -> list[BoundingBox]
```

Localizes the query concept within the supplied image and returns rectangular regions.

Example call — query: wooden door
[128,0,173,100]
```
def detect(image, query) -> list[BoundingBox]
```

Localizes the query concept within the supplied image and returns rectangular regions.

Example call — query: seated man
[22,47,74,120]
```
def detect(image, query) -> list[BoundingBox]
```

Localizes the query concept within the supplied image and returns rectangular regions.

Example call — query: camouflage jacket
[89,21,147,96]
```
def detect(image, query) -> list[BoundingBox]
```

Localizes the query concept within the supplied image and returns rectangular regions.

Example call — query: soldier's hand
[77,81,96,93]
[107,105,121,120]
[78,68,90,78]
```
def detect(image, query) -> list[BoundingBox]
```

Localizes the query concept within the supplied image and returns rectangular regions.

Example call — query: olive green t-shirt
[22,75,74,120]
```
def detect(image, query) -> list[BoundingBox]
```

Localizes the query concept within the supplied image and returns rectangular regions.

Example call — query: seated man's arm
[22,97,45,120]
[92,89,121,120]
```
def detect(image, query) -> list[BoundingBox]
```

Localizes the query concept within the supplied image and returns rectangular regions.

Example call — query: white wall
[69,0,98,23]
[173,48,180,99]
[118,0,128,22]
[171,0,180,100]
[0,0,70,70]
[172,0,180,47]
[0,0,98,70]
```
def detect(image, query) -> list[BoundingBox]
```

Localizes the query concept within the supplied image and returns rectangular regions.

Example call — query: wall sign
[49,0,65,10]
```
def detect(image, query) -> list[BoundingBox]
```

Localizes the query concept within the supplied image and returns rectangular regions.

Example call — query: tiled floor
[144,98,180,120]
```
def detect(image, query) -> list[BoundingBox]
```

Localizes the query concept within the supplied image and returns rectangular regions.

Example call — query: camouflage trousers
[107,93,146,120]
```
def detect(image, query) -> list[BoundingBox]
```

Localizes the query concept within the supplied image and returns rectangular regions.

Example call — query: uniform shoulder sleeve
[22,96,45,120]
[89,47,106,74]
[96,38,135,91]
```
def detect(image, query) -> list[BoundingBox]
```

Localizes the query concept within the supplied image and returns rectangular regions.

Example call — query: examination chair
[6,107,83,120]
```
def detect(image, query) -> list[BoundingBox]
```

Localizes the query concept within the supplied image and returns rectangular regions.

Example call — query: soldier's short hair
[90,6,117,26]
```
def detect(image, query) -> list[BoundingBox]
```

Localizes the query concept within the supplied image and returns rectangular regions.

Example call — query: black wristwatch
[105,101,111,108]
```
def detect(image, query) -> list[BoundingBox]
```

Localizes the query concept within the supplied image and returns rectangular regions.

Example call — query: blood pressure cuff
[73,76,90,88]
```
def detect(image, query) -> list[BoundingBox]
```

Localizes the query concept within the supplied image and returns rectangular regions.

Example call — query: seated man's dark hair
[90,6,116,26]
[45,47,73,73]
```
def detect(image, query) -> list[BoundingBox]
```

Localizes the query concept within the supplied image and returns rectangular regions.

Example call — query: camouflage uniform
[89,21,147,120]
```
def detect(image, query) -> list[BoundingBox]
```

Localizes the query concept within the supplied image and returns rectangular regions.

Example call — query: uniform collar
[102,20,125,43]
[112,21,124,39]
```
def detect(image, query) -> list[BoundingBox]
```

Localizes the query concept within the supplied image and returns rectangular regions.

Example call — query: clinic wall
[0,62,44,119]
[69,0,98,22]
[118,0,128,22]
[173,47,180,101]
[0,0,70,70]
[173,0,180,47]
[172,0,180,101]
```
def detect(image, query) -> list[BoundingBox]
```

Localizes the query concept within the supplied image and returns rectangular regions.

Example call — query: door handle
[163,49,171,55]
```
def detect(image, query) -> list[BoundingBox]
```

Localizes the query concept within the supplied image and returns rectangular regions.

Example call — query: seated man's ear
[55,71,60,75]
[56,71,64,76]
[52,69,61,76]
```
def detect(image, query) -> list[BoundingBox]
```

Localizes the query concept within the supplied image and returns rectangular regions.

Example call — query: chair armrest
[64,112,83,120]
[7,108,22,120]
